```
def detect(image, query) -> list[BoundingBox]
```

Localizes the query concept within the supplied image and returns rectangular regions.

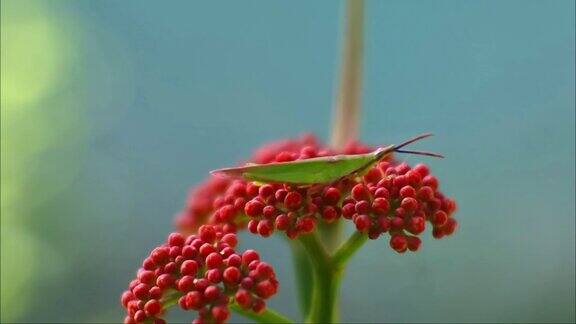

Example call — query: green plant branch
[297,232,330,269]
[230,303,294,324]
[306,265,343,323]
[297,232,341,323]
[332,231,369,268]
[289,240,314,317]
[160,289,181,310]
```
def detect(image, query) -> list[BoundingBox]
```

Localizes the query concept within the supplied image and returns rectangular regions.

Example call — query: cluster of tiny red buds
[180,136,374,239]
[121,225,278,324]
[342,161,457,252]
[242,179,361,239]
[213,141,363,238]
[175,134,457,248]
[244,184,315,239]
[175,176,232,233]
[175,135,325,234]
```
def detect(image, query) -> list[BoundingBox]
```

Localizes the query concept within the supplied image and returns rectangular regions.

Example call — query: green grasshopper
[211,133,443,185]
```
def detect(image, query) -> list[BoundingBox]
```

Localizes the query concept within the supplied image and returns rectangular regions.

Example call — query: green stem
[297,232,330,267]
[230,303,293,324]
[289,240,314,317]
[318,221,343,253]
[298,233,341,323]
[160,289,181,310]
[332,231,369,268]
[307,265,343,323]
[297,231,369,323]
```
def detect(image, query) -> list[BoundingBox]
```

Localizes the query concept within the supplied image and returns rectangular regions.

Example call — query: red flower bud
[284,191,302,210]
[390,235,408,253]
[354,214,371,232]
[323,187,341,205]
[144,299,161,316]
[245,199,265,217]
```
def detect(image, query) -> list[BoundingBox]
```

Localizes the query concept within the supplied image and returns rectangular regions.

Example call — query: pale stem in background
[330,0,365,149]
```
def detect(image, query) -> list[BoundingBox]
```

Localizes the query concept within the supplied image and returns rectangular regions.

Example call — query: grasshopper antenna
[395,149,444,158]
[393,133,444,158]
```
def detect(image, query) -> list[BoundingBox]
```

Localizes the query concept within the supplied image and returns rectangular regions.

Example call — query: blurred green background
[1,0,574,323]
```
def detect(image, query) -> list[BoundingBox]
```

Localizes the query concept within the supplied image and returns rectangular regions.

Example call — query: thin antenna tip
[393,132,435,151]
[395,149,444,159]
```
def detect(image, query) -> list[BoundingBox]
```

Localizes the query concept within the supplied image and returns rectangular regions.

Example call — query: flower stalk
[330,0,365,150]
[332,231,369,268]
[297,231,368,323]
[298,233,340,323]
[289,240,314,316]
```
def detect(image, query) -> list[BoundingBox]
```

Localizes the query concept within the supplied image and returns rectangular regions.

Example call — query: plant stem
[307,264,343,323]
[160,289,181,310]
[297,233,341,323]
[297,232,330,267]
[330,0,365,149]
[332,231,369,267]
[230,303,294,324]
[289,240,314,317]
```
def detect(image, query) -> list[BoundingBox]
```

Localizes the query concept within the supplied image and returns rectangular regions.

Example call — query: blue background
[1,0,574,322]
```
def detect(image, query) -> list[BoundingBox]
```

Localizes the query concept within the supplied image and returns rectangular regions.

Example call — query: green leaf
[211,146,395,185]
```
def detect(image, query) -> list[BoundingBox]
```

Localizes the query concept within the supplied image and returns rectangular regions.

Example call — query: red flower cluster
[175,134,326,234]
[342,160,457,252]
[123,134,458,323]
[175,134,457,252]
[244,184,319,238]
[121,225,278,324]
[175,135,374,238]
